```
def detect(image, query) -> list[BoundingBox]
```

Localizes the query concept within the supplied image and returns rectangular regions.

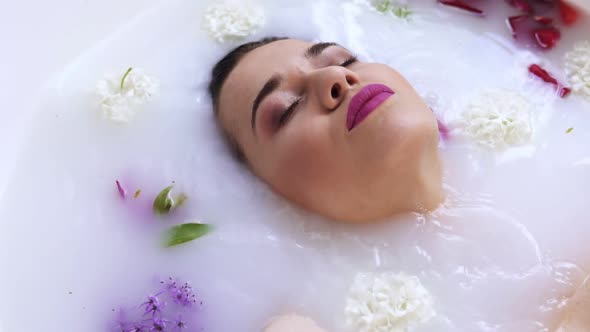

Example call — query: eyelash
[339,55,358,67]
[277,55,358,128]
[278,97,302,127]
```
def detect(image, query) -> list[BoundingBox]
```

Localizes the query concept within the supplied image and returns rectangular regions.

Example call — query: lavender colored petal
[116,180,127,199]
[172,314,187,331]
[150,318,167,331]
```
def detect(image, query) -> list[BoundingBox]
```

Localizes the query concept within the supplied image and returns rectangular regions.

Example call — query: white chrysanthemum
[96,68,159,123]
[203,2,265,43]
[345,272,435,332]
[458,89,533,149]
[564,41,590,101]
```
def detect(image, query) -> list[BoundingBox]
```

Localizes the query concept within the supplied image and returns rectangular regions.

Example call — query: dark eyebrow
[252,73,282,131]
[251,42,339,133]
[305,42,338,59]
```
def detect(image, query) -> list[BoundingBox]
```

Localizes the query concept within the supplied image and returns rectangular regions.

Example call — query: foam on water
[1,0,590,331]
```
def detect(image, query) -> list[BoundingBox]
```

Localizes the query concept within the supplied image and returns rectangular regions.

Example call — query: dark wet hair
[208,36,287,162]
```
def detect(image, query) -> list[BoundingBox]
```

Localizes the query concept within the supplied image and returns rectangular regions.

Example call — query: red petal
[507,15,529,38]
[533,16,553,24]
[559,87,572,98]
[533,27,561,49]
[438,0,484,15]
[529,64,559,84]
[559,0,579,25]
[528,64,571,98]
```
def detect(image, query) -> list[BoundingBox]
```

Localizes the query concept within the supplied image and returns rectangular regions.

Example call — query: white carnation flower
[96,68,159,123]
[458,89,533,149]
[564,41,590,101]
[345,272,435,332]
[203,2,265,43]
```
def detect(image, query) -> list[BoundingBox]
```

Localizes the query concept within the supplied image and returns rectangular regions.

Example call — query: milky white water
[1,0,590,331]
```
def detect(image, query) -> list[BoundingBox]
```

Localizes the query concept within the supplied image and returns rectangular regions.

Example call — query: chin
[324,200,416,224]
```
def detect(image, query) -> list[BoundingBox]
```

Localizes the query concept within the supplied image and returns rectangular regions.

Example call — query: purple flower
[172,283,196,307]
[150,318,167,331]
[173,315,186,331]
[163,278,196,308]
[141,293,165,317]
[112,276,202,332]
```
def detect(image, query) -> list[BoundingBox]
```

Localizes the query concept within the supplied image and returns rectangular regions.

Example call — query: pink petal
[437,119,450,141]
[116,180,126,199]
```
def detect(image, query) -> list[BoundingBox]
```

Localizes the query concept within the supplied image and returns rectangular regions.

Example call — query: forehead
[218,39,312,133]
[223,39,311,100]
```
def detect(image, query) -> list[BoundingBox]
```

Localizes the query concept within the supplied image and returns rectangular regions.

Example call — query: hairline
[211,37,289,163]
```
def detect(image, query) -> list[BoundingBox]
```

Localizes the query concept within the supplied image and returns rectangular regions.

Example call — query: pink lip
[347,84,395,131]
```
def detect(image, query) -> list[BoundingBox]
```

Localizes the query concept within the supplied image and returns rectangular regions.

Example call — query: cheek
[350,95,437,166]
[268,118,342,190]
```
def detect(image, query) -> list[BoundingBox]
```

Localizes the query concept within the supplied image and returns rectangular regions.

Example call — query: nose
[307,66,360,111]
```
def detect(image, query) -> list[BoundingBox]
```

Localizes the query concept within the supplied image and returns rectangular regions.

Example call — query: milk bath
[1,0,590,331]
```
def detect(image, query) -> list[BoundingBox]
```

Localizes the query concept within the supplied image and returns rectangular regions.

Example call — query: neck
[409,146,445,213]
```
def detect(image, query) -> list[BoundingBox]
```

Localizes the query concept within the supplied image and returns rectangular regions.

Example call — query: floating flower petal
[559,0,579,25]
[438,0,484,15]
[116,180,126,199]
[529,64,571,98]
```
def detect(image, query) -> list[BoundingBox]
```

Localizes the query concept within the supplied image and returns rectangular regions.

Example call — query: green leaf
[153,185,174,214]
[393,5,412,19]
[375,0,392,13]
[153,185,188,215]
[120,67,133,90]
[566,127,574,133]
[164,223,212,247]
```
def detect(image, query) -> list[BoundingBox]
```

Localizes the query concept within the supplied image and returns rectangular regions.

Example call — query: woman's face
[218,39,443,222]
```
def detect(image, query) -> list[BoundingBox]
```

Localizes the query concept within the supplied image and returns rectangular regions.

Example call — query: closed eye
[278,97,302,128]
[276,55,356,130]
[339,55,358,67]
